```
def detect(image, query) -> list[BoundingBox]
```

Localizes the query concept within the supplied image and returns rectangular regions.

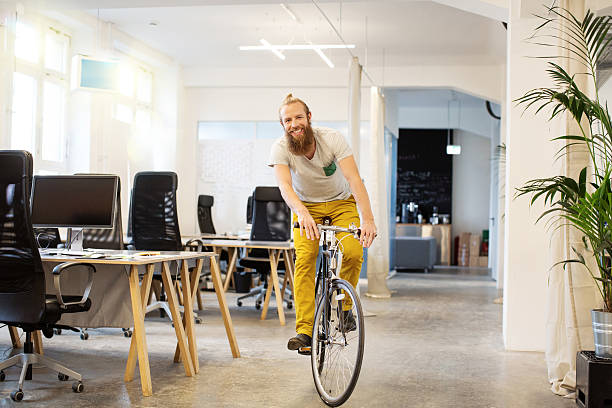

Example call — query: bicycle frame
[315,224,357,349]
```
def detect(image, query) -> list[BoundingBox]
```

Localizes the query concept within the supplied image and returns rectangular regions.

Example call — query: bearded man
[268,93,377,354]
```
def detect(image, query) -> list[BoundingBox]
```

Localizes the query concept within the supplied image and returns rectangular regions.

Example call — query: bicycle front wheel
[311,278,365,407]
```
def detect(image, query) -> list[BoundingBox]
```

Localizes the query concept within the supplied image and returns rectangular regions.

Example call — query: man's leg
[291,202,326,339]
[328,197,363,310]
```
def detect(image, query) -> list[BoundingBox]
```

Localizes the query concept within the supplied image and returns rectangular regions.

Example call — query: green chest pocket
[323,161,337,176]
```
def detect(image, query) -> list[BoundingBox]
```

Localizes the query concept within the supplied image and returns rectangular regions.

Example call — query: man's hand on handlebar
[360,219,377,248]
[296,210,320,241]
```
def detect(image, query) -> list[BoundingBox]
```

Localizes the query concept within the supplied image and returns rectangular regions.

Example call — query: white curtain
[348,57,362,166]
[366,87,391,298]
[546,0,601,397]
[0,5,16,148]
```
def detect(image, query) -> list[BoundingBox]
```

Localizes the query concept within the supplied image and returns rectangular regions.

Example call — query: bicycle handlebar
[293,222,361,236]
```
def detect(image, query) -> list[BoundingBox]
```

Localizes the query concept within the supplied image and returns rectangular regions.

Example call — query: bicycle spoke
[312,279,364,406]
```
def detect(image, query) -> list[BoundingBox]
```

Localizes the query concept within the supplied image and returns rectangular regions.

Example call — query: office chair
[236,187,292,309]
[197,193,228,265]
[131,172,202,323]
[197,195,216,234]
[0,150,94,401]
[78,174,130,340]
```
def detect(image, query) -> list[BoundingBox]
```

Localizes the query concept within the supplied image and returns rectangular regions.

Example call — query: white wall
[179,86,373,237]
[503,2,555,351]
[452,130,491,240]
[183,64,504,104]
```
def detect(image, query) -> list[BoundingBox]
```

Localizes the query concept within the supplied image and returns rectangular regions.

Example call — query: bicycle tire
[311,278,365,407]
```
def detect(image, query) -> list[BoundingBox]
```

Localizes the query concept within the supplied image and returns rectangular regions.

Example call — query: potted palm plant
[515,6,612,358]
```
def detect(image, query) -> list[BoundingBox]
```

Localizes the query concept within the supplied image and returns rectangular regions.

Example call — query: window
[15,22,39,63]
[11,19,70,173]
[114,63,153,134]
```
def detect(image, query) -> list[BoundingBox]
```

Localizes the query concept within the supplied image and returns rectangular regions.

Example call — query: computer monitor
[31,175,118,250]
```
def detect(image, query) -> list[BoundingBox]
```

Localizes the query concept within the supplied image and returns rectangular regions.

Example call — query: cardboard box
[469,234,481,256]
[478,256,488,267]
[458,232,471,266]
[469,256,479,267]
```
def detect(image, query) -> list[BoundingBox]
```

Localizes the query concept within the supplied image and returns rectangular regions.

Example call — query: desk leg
[175,258,204,363]
[223,247,238,292]
[195,257,204,310]
[209,256,240,358]
[8,326,21,349]
[33,331,43,355]
[260,249,285,326]
[125,264,153,396]
[190,259,204,308]
[126,264,154,382]
[284,249,295,293]
[160,262,194,377]
[180,260,198,374]
[282,249,295,296]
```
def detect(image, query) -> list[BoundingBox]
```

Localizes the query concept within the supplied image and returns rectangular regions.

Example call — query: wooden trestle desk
[200,239,295,326]
[38,250,240,397]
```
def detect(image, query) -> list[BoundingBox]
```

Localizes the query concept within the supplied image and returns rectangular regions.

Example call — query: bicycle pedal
[298,346,311,355]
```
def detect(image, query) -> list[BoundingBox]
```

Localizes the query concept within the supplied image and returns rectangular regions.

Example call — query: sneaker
[287,333,312,351]
[342,310,357,332]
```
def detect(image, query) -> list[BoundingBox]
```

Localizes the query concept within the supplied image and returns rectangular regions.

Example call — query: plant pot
[592,309,612,359]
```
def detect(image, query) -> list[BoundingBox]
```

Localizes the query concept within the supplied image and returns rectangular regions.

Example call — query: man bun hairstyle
[279,93,310,121]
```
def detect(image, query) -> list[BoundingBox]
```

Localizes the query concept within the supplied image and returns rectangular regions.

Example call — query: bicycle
[294,218,366,407]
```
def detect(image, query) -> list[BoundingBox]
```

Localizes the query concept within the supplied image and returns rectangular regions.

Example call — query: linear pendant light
[239,44,355,51]
[313,47,334,68]
[259,39,285,60]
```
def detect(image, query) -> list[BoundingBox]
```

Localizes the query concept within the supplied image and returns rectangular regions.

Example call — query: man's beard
[285,123,315,155]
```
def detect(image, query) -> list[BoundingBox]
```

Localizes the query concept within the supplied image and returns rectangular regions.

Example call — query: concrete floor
[0,272,575,407]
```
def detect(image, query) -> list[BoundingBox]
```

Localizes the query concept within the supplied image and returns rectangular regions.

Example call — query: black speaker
[576,351,612,407]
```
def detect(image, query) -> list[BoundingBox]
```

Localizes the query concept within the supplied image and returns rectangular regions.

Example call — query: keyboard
[40,249,89,256]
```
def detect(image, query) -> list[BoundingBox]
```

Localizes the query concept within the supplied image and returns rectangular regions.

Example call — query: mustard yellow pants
[292,197,363,336]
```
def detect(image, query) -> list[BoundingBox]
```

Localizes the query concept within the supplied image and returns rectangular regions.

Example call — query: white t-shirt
[268,126,353,203]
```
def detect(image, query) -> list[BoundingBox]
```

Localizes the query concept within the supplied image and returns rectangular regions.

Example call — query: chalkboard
[396,129,452,220]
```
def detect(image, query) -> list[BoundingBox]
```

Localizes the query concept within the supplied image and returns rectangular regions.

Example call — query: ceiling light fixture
[313,47,334,68]
[240,44,355,51]
[259,38,285,60]
[280,3,300,23]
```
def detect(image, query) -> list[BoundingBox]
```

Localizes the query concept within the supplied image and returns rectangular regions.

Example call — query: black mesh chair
[236,187,292,309]
[131,172,182,252]
[197,194,228,269]
[0,150,94,401]
[197,195,215,234]
[131,172,201,323]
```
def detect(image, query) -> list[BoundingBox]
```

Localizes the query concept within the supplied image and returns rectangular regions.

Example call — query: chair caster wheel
[0,370,5,381]
[255,303,261,310]
[80,332,89,340]
[194,317,202,324]
[58,373,69,381]
[287,302,293,309]
[54,328,62,335]
[72,381,84,393]
[124,330,132,338]
[237,300,242,307]
[11,390,24,401]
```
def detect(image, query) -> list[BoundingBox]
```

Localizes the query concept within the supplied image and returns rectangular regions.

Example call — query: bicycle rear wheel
[311,278,364,407]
